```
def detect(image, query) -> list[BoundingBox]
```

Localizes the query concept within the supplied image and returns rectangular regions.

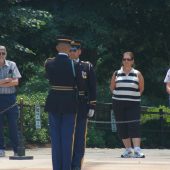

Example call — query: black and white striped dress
[112,67,141,102]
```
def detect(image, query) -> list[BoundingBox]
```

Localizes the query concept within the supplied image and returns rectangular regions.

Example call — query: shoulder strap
[71,60,76,77]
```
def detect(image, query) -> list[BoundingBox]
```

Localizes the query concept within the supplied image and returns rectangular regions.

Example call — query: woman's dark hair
[122,51,134,60]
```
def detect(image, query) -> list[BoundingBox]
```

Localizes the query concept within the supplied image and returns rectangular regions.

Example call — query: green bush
[141,106,170,148]
[19,65,49,94]
[14,92,170,148]
[17,64,50,144]
[17,93,49,144]
[104,131,121,148]
[97,84,112,103]
[86,124,105,148]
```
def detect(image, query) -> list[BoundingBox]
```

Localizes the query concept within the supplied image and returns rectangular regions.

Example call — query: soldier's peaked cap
[56,35,72,44]
[71,40,82,49]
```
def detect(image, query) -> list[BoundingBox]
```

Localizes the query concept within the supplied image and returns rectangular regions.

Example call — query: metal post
[9,98,33,160]
[159,108,164,149]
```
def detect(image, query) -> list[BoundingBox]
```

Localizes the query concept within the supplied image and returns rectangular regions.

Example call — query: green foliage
[15,7,53,30]
[17,92,47,106]
[17,93,49,144]
[0,1,58,86]
[141,118,170,148]
[86,105,170,148]
[104,131,121,148]
[140,105,170,148]
[147,105,170,114]
[28,128,49,144]
[97,84,112,103]
[19,64,49,94]
[2,0,170,147]
[86,125,105,148]
[1,0,170,105]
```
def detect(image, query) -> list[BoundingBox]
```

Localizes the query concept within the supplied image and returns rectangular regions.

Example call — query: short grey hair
[0,46,6,52]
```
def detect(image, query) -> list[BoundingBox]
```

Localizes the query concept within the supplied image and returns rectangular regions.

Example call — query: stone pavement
[0,148,170,170]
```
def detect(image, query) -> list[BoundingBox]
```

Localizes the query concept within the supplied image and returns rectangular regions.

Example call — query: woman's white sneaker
[121,149,133,158]
[134,150,145,158]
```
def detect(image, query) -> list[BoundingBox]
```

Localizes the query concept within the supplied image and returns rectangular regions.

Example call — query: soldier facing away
[44,36,78,170]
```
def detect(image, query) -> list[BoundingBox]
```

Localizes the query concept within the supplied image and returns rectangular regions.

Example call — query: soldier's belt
[90,100,96,105]
[51,86,76,91]
[79,91,85,95]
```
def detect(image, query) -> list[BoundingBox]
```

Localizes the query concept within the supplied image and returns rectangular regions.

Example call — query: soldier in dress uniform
[44,36,78,170]
[69,40,97,170]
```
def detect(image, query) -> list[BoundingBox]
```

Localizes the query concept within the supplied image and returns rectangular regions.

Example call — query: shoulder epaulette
[81,61,92,66]
[44,57,55,66]
[81,60,91,64]
[81,61,93,71]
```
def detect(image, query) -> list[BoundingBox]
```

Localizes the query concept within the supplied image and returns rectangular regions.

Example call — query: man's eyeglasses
[122,58,133,61]
[0,52,6,56]
[70,49,77,52]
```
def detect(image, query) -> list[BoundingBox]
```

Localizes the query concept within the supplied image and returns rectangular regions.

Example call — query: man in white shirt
[164,68,170,106]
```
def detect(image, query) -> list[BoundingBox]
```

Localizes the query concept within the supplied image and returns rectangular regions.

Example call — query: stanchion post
[9,98,33,160]
[17,98,25,156]
[159,108,164,148]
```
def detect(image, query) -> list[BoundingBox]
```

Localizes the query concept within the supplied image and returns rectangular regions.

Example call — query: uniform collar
[74,58,80,63]
[4,60,10,66]
[58,52,68,56]
[0,60,10,67]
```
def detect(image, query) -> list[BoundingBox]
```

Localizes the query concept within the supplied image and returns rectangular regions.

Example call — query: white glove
[88,109,95,117]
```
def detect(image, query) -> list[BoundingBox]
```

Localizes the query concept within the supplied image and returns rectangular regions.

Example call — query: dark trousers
[72,103,88,168]
[112,99,141,139]
[48,112,76,170]
[0,94,19,153]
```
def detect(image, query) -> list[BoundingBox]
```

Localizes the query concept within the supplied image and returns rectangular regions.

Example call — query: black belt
[79,91,85,95]
[51,86,76,91]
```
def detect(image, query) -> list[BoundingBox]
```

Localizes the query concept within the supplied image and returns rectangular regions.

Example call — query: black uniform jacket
[44,53,77,114]
[76,60,96,114]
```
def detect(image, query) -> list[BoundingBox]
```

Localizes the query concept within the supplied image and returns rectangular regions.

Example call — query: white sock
[126,147,133,151]
[134,146,141,152]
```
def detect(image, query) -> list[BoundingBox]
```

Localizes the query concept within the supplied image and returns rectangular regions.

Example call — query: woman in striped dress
[110,52,145,158]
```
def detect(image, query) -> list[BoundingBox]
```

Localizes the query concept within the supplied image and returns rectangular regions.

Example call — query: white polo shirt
[164,69,170,83]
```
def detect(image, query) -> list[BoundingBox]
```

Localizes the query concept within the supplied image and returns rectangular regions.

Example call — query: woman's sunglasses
[122,58,133,61]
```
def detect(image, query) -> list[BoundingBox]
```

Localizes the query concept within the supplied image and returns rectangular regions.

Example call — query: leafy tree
[1,0,170,105]
[0,0,58,84]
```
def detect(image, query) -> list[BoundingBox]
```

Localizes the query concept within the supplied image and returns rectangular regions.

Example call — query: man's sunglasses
[70,48,77,52]
[0,52,6,56]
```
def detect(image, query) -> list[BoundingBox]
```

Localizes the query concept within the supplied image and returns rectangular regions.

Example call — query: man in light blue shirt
[0,45,21,157]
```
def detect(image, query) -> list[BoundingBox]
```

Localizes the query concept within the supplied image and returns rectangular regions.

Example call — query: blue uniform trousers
[0,94,19,153]
[49,112,76,170]
[72,104,88,168]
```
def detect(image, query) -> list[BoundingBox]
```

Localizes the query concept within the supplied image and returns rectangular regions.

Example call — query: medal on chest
[81,71,87,79]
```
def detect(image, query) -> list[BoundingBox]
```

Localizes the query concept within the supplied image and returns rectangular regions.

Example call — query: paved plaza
[0,148,170,170]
